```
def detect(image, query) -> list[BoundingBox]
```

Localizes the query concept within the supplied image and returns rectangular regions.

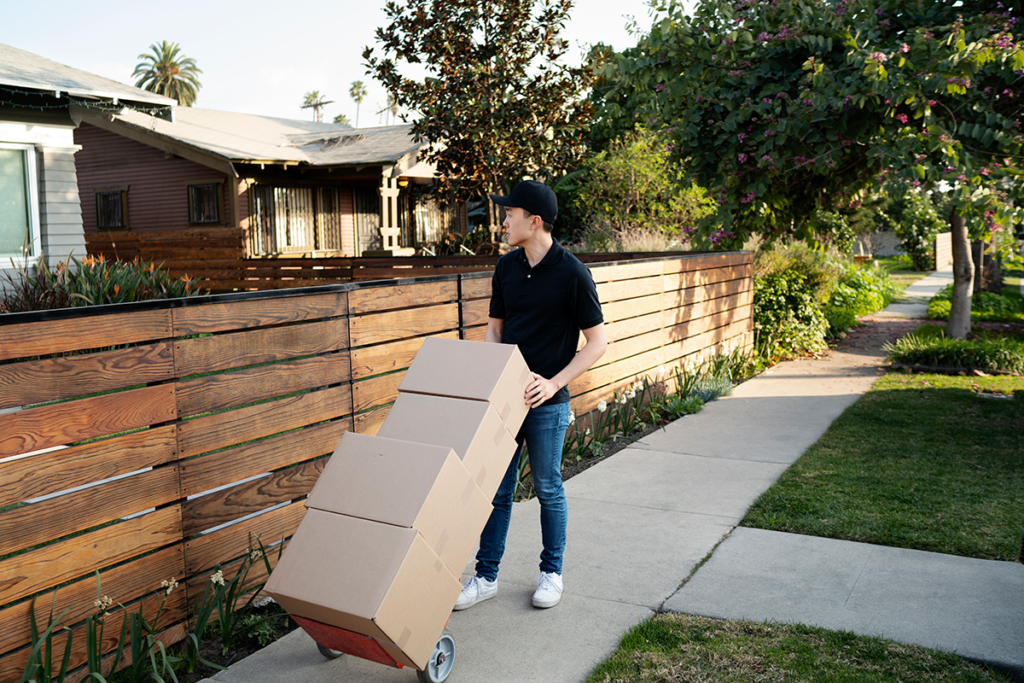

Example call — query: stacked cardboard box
[265,337,531,670]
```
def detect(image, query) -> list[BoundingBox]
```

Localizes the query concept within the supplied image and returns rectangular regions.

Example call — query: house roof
[107,107,428,171]
[0,43,176,110]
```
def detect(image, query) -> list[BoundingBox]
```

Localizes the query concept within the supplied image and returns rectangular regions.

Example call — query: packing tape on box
[493,422,505,446]
[520,365,533,387]
[434,558,445,574]
[437,529,450,555]
[398,627,412,649]
[500,402,511,421]
[461,478,476,504]
[476,466,487,488]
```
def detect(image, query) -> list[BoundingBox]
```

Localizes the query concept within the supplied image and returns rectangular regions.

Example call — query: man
[454,180,607,611]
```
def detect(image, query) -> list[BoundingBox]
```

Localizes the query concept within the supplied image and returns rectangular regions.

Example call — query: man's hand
[525,373,560,408]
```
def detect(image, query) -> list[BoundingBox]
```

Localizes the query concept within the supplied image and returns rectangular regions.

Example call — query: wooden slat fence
[85,228,714,293]
[0,251,752,680]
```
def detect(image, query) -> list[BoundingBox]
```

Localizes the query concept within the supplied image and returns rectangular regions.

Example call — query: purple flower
[737,132,747,142]
[757,32,770,42]
[793,155,807,166]
[869,52,888,63]
[760,154,774,165]
[900,43,909,53]
[741,192,755,204]
[803,99,813,105]
[874,8,883,14]
[655,83,665,92]
[910,180,921,187]
[738,153,749,163]
[897,113,908,123]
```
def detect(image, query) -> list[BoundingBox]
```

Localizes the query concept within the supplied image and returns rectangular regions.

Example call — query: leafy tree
[333,113,351,125]
[363,0,598,228]
[576,126,714,237]
[349,81,368,127]
[132,41,203,106]
[885,186,946,270]
[301,91,334,122]
[613,0,1023,337]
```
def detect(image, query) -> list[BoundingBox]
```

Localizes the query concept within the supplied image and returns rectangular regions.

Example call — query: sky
[4,0,695,126]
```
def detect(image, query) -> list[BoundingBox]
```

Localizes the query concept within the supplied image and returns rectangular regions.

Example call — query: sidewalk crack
[843,545,875,609]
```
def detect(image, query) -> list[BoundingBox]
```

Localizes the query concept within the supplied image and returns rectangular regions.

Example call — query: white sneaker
[453,575,497,611]
[532,572,562,608]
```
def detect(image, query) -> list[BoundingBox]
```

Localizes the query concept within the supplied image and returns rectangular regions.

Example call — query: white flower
[625,389,636,400]
[211,569,225,586]
[597,399,607,413]
[94,595,113,613]
[617,394,628,405]
[161,578,178,596]
[633,381,644,392]
[657,365,667,380]
[567,410,575,425]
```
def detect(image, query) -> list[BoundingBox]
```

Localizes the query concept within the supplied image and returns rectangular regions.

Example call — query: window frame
[0,143,41,265]
[187,179,225,226]
[94,185,130,231]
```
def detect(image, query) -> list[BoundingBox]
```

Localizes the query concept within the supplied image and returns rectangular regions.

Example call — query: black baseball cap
[489,180,558,225]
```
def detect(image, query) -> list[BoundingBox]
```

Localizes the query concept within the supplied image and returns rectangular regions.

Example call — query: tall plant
[132,41,203,106]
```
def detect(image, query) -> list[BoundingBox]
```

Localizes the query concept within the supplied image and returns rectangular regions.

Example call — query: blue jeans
[474,402,570,581]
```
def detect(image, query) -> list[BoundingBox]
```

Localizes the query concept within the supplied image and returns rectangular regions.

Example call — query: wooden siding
[74,122,233,232]
[0,252,752,680]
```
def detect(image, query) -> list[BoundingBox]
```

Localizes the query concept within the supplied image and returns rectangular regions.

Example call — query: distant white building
[0,43,175,286]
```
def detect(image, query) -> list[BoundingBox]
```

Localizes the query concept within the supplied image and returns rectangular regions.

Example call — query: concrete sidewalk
[203,269,1023,683]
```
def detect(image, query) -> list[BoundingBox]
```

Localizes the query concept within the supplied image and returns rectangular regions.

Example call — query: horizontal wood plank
[348,281,458,314]
[0,506,181,606]
[352,371,404,413]
[0,385,176,458]
[354,405,389,436]
[0,310,171,362]
[176,385,351,457]
[174,319,349,376]
[596,274,664,303]
[349,303,458,347]
[179,420,349,497]
[182,459,326,536]
[184,500,305,575]
[461,277,491,299]
[589,260,664,284]
[0,343,174,410]
[462,298,490,327]
[0,426,177,506]
[602,292,663,324]
[176,353,350,417]
[0,466,180,558]
[462,325,486,342]
[0,546,184,660]
[349,331,458,380]
[172,292,348,335]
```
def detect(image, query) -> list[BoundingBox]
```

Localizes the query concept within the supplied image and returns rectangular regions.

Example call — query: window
[188,181,224,225]
[0,144,40,261]
[249,185,344,254]
[95,186,129,230]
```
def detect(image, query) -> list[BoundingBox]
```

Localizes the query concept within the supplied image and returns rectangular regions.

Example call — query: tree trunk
[946,209,974,339]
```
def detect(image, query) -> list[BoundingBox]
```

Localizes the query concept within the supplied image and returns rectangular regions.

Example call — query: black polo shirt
[489,240,604,405]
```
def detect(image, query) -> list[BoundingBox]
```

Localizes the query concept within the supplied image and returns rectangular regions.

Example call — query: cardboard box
[305,432,492,573]
[397,337,532,434]
[378,392,518,501]
[264,508,461,670]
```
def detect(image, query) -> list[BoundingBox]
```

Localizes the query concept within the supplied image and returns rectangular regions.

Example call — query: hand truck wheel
[416,628,455,683]
[316,643,344,659]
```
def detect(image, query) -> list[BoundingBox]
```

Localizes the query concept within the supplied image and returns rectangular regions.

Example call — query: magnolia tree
[613,0,1023,337]
[364,0,596,231]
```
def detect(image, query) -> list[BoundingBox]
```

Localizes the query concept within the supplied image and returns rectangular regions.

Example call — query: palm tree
[349,81,367,127]
[132,41,203,106]
[333,113,351,125]
[302,91,334,123]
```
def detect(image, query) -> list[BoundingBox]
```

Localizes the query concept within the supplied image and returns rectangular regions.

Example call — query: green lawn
[588,614,1011,683]
[741,372,1024,561]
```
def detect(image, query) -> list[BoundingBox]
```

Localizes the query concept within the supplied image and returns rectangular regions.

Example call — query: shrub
[754,241,842,305]
[886,188,945,270]
[927,285,1024,323]
[566,221,684,253]
[753,269,829,364]
[823,264,900,336]
[885,330,1024,374]
[1,254,204,313]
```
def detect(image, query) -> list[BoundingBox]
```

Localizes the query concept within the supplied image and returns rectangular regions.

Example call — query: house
[74,108,463,257]
[0,43,175,284]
